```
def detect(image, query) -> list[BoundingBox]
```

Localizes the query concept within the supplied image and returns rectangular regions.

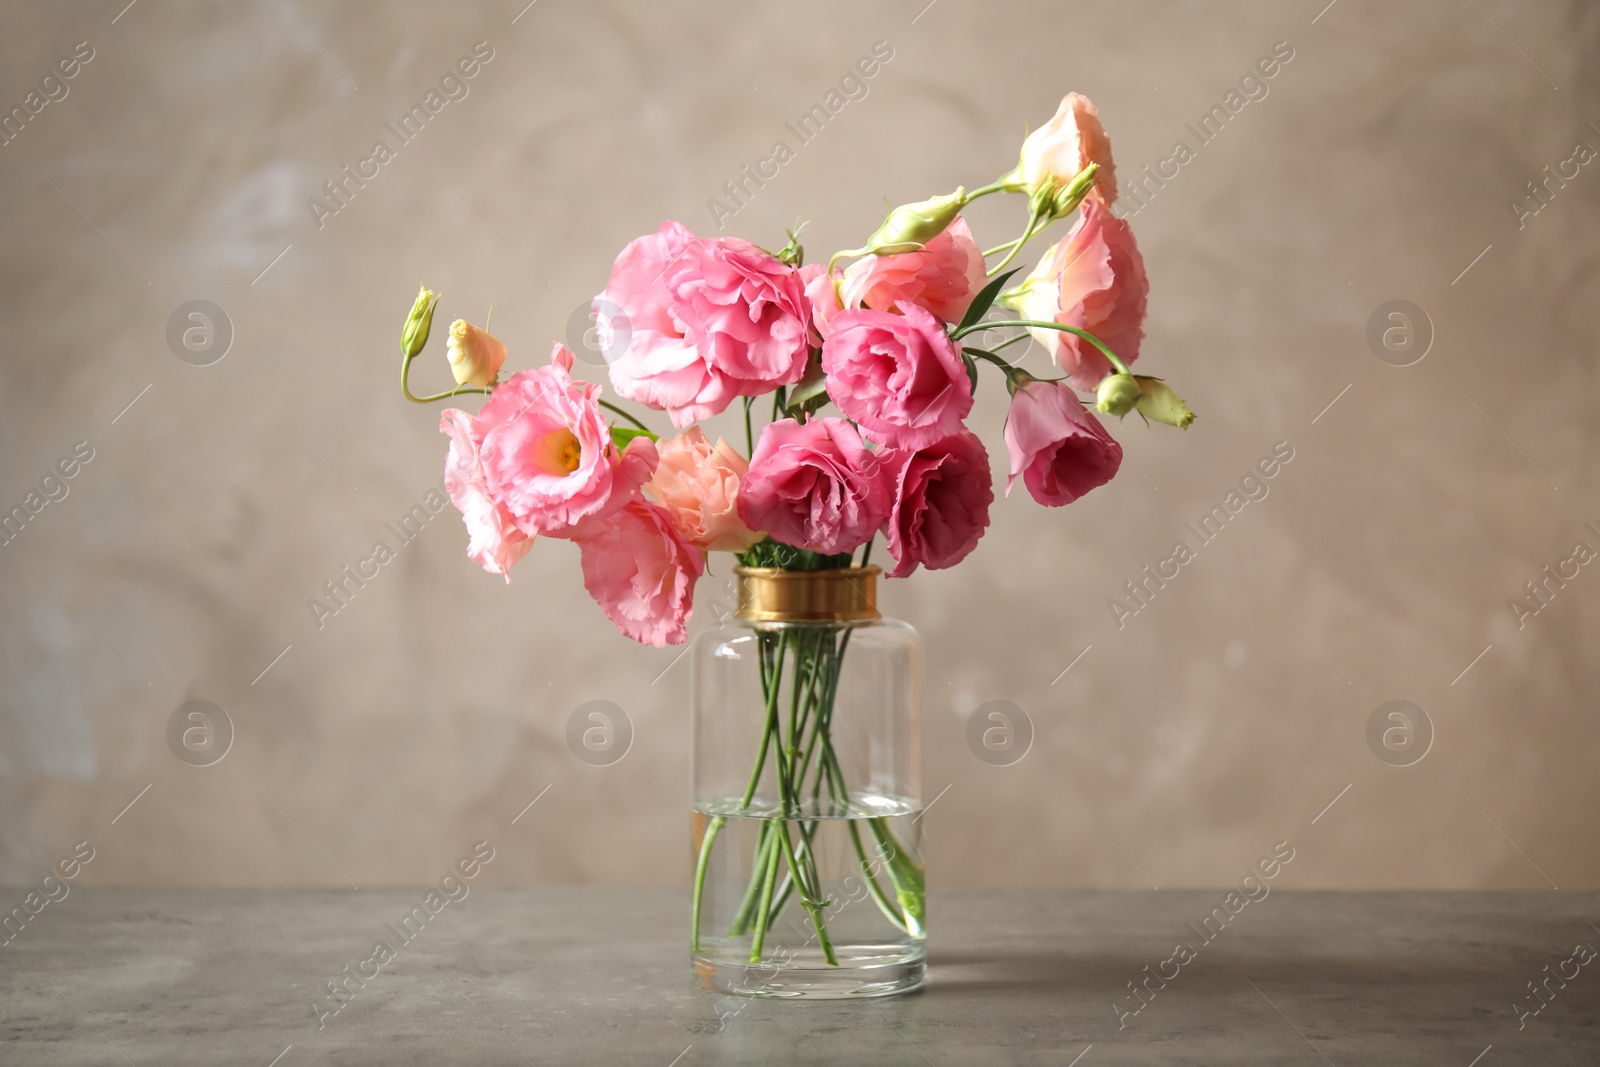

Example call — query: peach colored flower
[1007,199,1148,392]
[838,217,987,324]
[645,427,763,553]
[446,320,506,387]
[1015,91,1117,206]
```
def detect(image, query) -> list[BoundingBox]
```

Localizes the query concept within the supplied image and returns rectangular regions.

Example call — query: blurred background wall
[1,0,1597,890]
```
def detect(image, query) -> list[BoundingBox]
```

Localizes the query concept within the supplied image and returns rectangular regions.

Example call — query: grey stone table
[2,889,1596,1065]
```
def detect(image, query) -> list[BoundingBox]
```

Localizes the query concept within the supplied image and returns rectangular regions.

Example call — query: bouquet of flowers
[396,91,1192,974]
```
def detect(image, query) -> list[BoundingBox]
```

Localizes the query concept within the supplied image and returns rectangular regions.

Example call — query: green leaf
[962,353,979,397]
[784,352,830,419]
[610,426,656,451]
[954,267,1021,334]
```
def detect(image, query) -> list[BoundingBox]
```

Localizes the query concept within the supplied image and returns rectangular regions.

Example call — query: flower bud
[864,188,967,255]
[1095,372,1142,416]
[1133,376,1195,429]
[1049,163,1101,219]
[446,320,507,387]
[401,286,439,359]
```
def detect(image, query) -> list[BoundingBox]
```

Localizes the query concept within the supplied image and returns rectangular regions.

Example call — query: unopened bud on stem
[401,286,439,359]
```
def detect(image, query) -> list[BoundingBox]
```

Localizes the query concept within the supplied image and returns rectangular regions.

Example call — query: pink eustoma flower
[476,343,657,537]
[1004,378,1122,506]
[440,408,534,580]
[838,217,987,325]
[576,497,704,647]
[597,222,812,427]
[1015,91,1118,207]
[738,417,892,556]
[822,303,973,451]
[881,428,994,578]
[1010,199,1148,392]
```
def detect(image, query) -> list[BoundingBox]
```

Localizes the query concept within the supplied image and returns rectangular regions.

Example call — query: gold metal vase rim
[733,565,881,622]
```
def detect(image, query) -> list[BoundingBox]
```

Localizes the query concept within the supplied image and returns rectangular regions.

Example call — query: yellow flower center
[537,429,583,476]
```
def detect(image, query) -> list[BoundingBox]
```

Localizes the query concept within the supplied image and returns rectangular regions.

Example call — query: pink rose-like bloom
[598,222,813,427]
[1004,379,1122,506]
[839,217,987,324]
[645,427,764,553]
[738,417,892,556]
[822,303,973,451]
[1011,199,1148,392]
[881,429,994,579]
[440,409,534,580]
[1017,91,1117,206]
[576,497,704,647]
[477,343,657,536]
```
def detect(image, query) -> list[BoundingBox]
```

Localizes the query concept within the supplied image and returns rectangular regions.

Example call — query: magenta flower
[738,417,892,555]
[822,303,973,450]
[881,429,994,578]
[1003,378,1122,505]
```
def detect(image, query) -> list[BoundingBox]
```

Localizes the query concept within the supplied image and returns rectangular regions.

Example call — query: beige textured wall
[2,0,1597,891]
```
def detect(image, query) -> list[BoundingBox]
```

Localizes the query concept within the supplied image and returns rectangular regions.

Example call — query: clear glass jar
[689,565,925,999]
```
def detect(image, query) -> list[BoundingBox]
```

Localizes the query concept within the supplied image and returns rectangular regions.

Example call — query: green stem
[748,834,782,962]
[743,396,754,456]
[774,818,837,965]
[728,824,775,937]
[848,820,909,932]
[987,212,1046,277]
[401,354,493,404]
[953,319,1129,374]
[690,814,724,952]
[965,179,1015,201]
[598,398,653,434]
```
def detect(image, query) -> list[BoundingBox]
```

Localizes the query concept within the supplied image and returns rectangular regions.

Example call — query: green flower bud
[1095,373,1142,416]
[400,286,439,359]
[864,187,967,255]
[1133,376,1196,429]
[1049,162,1101,219]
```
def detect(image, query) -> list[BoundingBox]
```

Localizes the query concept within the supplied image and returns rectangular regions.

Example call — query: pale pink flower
[738,417,892,556]
[880,429,994,578]
[839,217,987,324]
[440,409,534,579]
[477,343,657,536]
[645,427,763,553]
[576,498,704,647]
[1016,91,1117,206]
[1004,378,1122,506]
[822,303,972,450]
[1008,199,1148,392]
[598,222,813,427]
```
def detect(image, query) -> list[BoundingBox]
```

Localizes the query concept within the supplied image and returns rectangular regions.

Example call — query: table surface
[2,888,1596,1065]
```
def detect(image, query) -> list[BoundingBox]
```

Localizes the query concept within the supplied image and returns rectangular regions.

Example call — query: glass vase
[689,565,925,999]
